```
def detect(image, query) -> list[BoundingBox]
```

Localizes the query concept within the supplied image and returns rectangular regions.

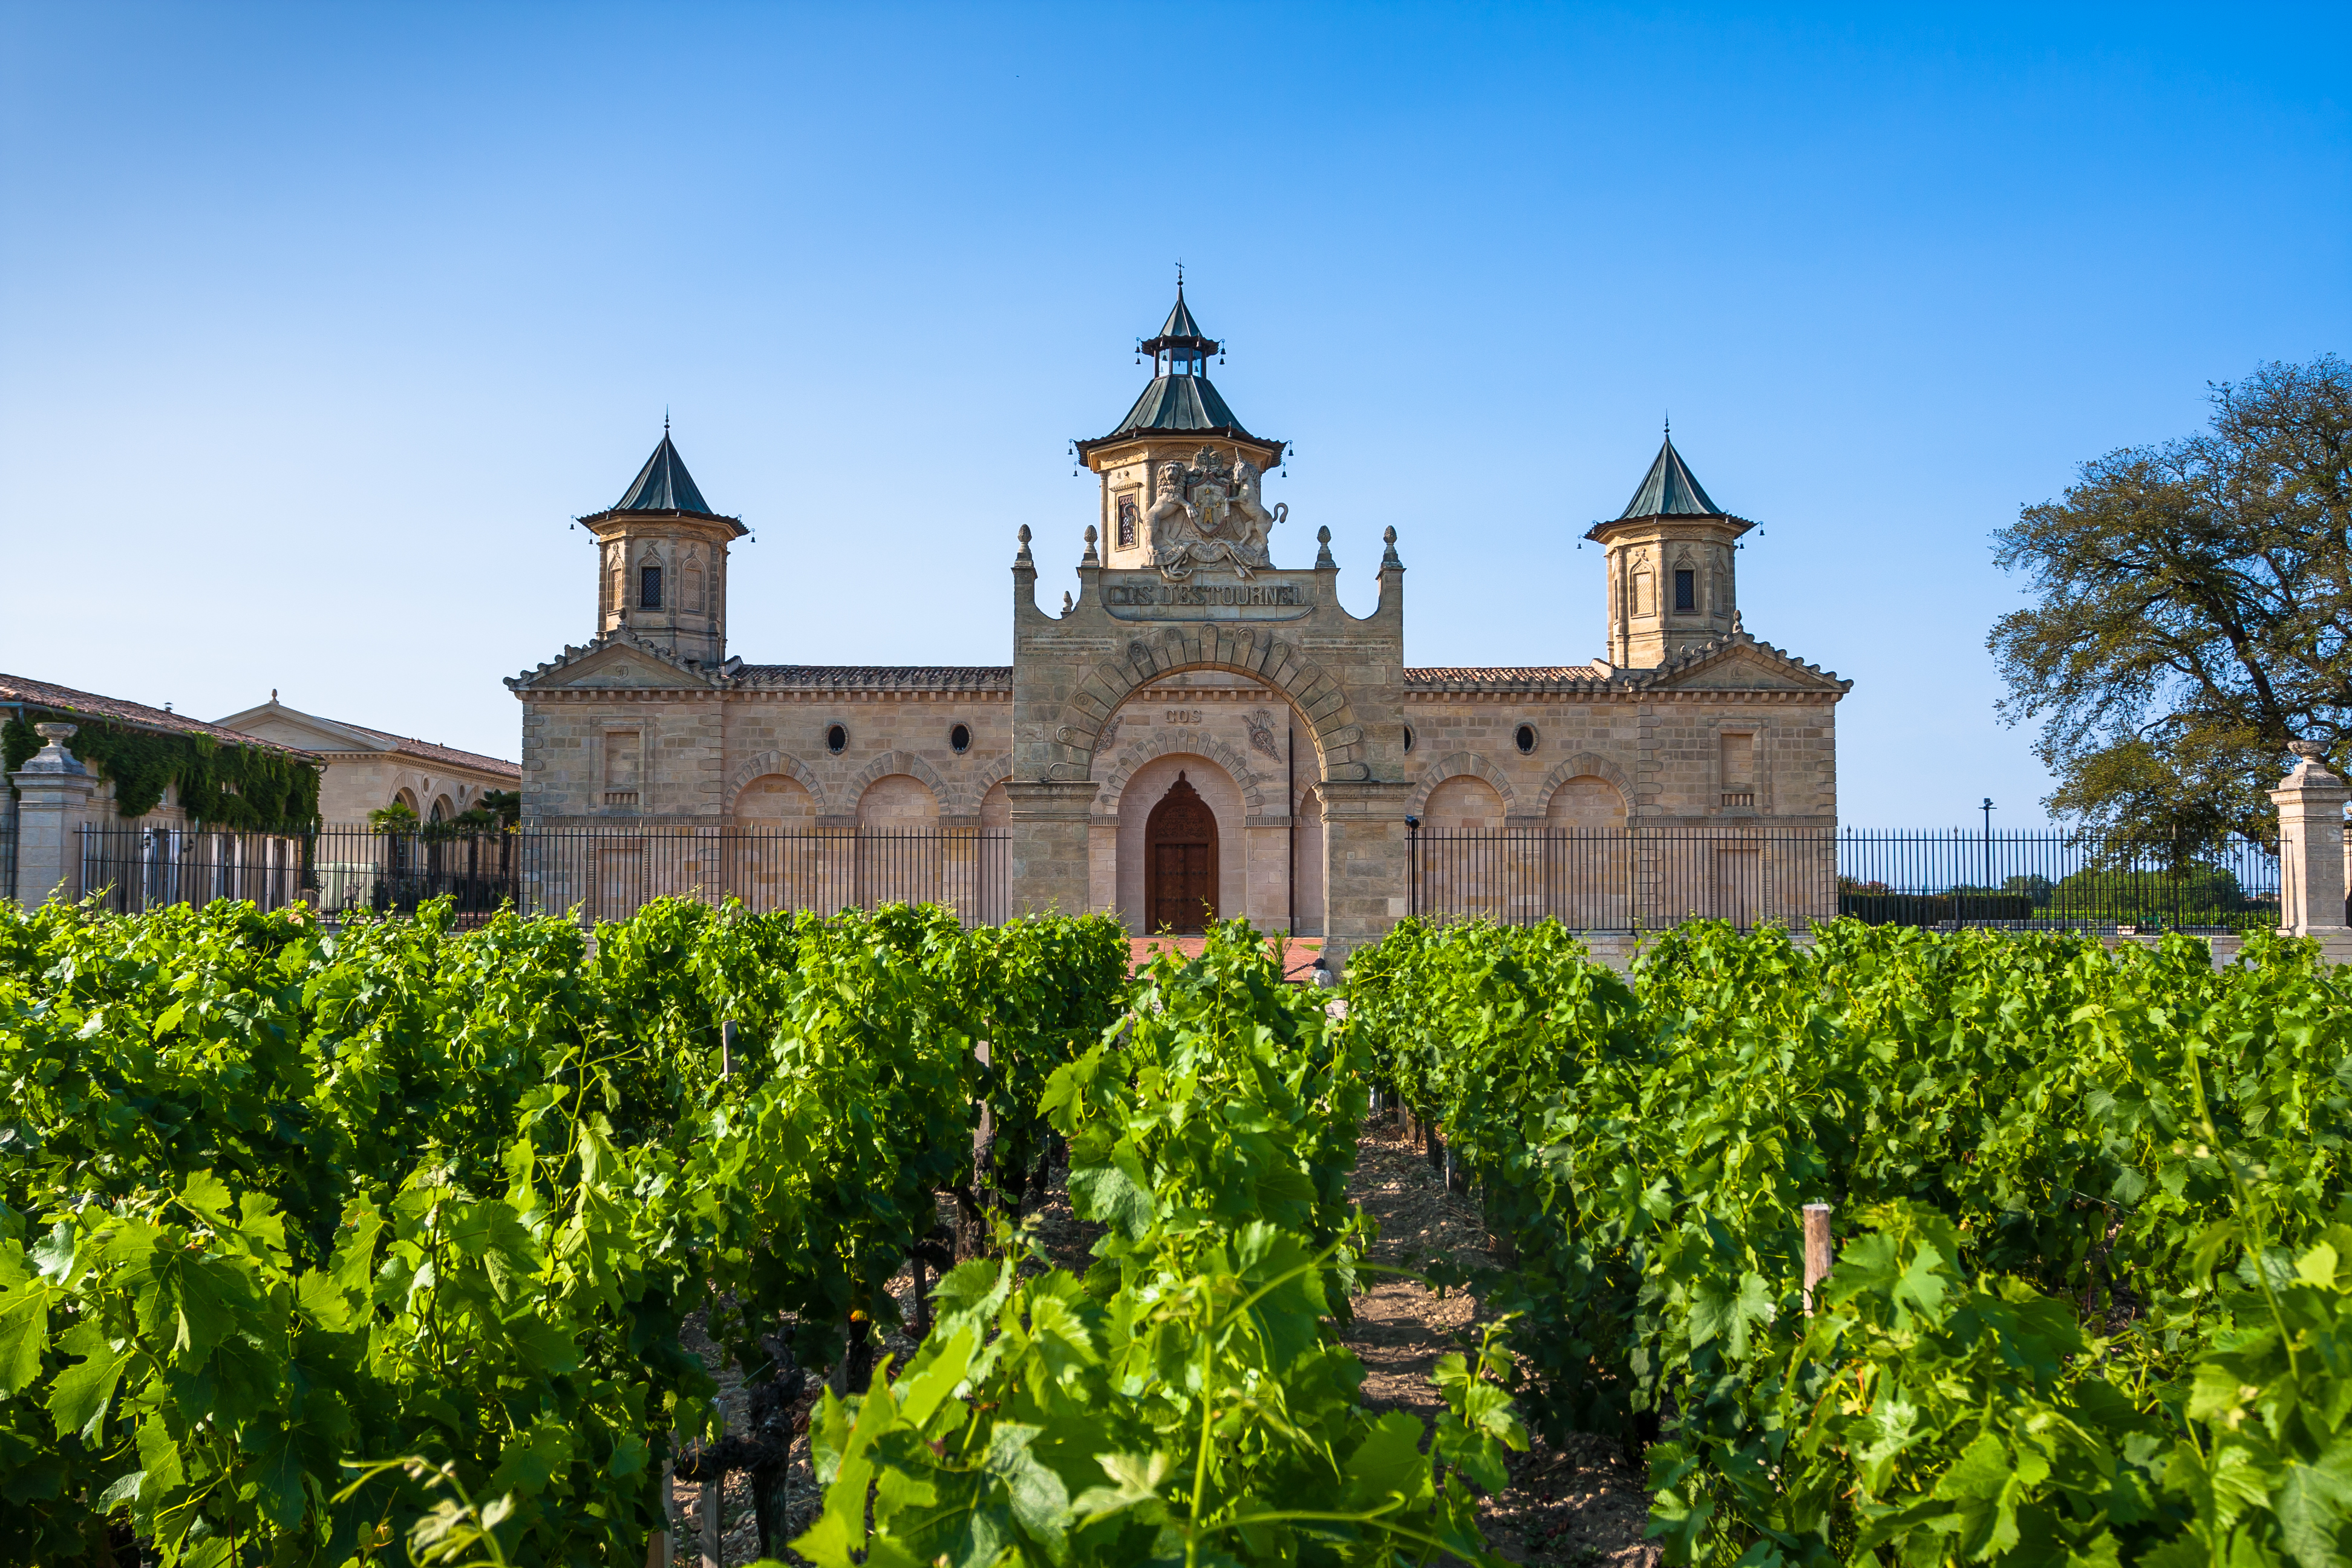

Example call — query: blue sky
[3,4,2345,826]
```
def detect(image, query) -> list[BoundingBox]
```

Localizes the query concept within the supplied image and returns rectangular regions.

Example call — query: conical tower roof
[1617,433,1722,518]
[1154,286,1205,345]
[614,431,713,514]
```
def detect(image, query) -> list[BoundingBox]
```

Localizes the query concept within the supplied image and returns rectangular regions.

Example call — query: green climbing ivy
[2,710,321,827]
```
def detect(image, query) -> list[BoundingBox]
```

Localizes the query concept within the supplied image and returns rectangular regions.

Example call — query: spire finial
[1664,411,1670,437]
[664,407,670,437]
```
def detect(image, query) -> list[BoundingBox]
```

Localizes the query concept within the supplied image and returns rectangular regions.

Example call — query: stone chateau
[508,286,1850,964]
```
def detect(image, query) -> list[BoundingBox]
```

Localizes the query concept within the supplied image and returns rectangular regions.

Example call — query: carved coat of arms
[1146,446,1285,581]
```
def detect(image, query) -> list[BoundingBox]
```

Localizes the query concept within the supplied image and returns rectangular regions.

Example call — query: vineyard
[1348,918,2352,1566]
[3,897,2350,1567]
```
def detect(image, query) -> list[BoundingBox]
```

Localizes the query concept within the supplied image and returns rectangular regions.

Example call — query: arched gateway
[508,281,1851,968]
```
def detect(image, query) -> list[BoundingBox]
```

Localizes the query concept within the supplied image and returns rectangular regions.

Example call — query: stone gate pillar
[1319,777,1413,972]
[9,724,99,906]
[1006,780,1099,917]
[2272,741,2351,938]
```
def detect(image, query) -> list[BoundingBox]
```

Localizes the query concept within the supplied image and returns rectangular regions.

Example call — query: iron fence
[73,823,1011,928]
[518,828,1010,927]
[77,825,315,916]
[1408,828,2286,934]
[62,821,2291,938]
[1835,828,2281,933]
[1408,828,1840,932]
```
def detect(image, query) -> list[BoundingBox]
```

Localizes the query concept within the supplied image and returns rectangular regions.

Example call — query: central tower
[1074,281,1287,572]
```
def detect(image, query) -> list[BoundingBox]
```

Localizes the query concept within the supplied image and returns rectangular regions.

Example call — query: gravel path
[1348,1122,1659,1567]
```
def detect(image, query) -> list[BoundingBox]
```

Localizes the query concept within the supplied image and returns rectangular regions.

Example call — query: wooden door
[1145,773,1218,933]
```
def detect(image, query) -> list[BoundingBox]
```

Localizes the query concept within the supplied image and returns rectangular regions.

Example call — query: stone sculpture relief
[1147,446,1285,581]
[1246,708,1282,762]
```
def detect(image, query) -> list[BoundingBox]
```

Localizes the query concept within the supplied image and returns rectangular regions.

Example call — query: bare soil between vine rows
[673,1125,1657,1566]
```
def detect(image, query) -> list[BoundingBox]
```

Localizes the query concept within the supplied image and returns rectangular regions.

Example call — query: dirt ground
[1351,1120,1659,1567]
[670,1128,1656,1567]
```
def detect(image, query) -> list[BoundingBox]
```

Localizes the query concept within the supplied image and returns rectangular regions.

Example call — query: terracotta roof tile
[328,723,520,778]
[734,665,1013,691]
[0,674,319,758]
[1405,665,1610,687]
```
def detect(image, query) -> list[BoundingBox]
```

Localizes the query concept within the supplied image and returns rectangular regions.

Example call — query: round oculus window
[825,723,848,755]
[1514,724,1538,754]
[949,723,972,754]
[1402,724,1415,753]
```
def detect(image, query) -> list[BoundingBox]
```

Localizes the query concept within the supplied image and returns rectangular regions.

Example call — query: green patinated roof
[1618,434,1722,518]
[1157,287,1205,343]
[1108,373,1254,439]
[615,433,713,514]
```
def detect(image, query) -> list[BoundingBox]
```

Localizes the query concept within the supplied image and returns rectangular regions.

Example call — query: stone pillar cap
[2278,740,2347,791]
[18,723,88,776]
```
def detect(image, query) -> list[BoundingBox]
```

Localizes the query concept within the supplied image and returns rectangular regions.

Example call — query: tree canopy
[1989,354,2352,850]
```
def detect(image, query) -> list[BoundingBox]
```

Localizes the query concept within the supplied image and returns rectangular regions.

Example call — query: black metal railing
[77,825,316,916]
[517,828,1010,927]
[73,823,1011,929]
[1834,828,2281,933]
[1408,828,1840,932]
[64,822,2289,938]
[1406,827,2285,933]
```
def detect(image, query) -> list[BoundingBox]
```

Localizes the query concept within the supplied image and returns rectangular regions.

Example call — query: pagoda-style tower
[1073,281,1286,571]
[576,428,748,668]
[1584,432,1754,668]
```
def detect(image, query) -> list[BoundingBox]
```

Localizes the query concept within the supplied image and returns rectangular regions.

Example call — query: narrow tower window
[639,564,664,610]
[1673,569,1696,612]
[1117,497,1138,549]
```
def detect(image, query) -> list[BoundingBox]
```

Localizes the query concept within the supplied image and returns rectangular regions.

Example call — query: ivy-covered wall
[2,711,321,828]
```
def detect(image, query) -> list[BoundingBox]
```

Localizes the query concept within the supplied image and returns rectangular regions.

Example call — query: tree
[367,800,420,833]
[1989,354,2352,851]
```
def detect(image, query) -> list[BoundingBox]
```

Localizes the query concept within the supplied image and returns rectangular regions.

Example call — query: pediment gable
[223,711,391,753]
[506,632,725,693]
[1641,634,1849,694]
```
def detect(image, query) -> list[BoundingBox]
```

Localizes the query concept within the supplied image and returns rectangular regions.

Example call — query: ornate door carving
[1144,772,1218,933]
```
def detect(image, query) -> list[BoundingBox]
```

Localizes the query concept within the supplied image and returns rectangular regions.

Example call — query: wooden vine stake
[644,1469,675,1568]
[1802,1203,1835,1315]
[699,1473,723,1568]
[720,1020,737,1079]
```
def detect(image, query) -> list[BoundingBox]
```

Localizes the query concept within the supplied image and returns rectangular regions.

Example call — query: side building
[213,694,520,824]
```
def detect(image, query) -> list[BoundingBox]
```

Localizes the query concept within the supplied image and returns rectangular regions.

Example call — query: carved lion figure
[1230,459,1286,558]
